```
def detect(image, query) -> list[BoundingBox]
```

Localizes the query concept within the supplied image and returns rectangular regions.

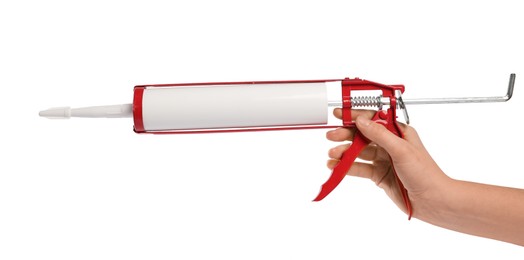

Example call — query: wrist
[411,174,457,224]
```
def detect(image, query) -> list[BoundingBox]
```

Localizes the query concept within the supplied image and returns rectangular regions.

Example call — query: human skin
[326,108,524,246]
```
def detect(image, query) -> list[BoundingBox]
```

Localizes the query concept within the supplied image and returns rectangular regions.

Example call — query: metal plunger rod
[328,74,516,107]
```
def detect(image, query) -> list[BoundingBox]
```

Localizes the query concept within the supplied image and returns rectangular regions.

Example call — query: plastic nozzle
[39,104,133,119]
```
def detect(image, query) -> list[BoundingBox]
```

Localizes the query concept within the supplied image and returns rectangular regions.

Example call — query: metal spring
[350,96,382,108]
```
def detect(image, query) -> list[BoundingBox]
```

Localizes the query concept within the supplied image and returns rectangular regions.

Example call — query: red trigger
[314,78,412,220]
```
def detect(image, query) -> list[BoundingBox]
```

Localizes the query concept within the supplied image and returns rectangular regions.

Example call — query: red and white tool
[39,74,516,219]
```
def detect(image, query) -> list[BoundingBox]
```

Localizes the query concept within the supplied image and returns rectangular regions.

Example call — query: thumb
[355,116,408,159]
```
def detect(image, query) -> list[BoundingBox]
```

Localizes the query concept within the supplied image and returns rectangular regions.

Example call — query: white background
[1,0,523,259]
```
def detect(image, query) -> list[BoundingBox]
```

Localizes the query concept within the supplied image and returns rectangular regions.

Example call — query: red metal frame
[132,77,412,219]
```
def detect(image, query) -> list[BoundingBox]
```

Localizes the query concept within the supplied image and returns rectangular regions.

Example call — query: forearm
[414,178,524,246]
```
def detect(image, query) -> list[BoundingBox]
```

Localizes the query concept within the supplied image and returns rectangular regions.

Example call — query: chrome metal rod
[327,73,516,107]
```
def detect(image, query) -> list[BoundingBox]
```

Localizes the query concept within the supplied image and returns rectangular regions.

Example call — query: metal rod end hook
[506,73,516,101]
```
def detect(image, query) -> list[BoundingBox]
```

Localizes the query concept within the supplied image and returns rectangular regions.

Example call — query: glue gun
[39,74,516,219]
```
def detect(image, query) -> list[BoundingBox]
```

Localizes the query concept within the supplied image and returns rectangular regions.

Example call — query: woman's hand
[326,108,450,216]
[326,108,524,246]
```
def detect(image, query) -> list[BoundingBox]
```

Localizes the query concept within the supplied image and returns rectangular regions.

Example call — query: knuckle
[328,148,337,158]
[370,121,387,135]
[403,125,417,136]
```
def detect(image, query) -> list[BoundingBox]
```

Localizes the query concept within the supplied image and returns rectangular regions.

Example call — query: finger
[327,159,375,175]
[377,119,426,151]
[355,116,410,159]
[327,159,339,170]
[358,144,390,161]
[333,108,418,144]
[326,160,388,185]
[333,108,376,121]
[328,143,350,159]
[346,162,377,180]
[328,109,378,142]
[328,143,389,161]
[326,127,355,142]
[334,108,415,135]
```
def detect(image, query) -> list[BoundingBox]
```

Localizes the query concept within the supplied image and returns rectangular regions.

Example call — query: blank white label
[141,83,328,131]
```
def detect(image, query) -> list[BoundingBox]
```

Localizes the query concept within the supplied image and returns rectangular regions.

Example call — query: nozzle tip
[39,107,71,119]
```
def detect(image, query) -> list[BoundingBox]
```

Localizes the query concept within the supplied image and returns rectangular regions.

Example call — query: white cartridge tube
[137,83,328,131]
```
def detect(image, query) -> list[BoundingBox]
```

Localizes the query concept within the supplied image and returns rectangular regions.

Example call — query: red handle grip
[314,111,413,219]
[313,130,370,201]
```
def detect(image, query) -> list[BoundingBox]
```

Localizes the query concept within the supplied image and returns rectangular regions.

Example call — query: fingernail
[356,116,371,127]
